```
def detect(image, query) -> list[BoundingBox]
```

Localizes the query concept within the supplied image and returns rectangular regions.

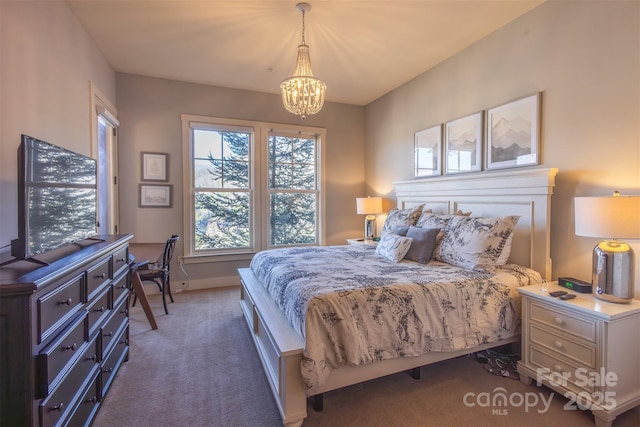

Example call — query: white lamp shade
[575,196,640,239]
[356,197,382,215]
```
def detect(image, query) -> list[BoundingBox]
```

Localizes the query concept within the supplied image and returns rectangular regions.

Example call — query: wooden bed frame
[239,167,558,427]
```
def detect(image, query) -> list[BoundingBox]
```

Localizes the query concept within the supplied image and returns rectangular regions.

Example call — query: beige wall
[365,0,640,296]
[0,0,116,257]
[116,73,365,288]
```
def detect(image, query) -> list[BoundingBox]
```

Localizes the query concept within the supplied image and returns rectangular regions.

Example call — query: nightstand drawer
[529,323,596,368]
[529,345,595,393]
[529,301,597,343]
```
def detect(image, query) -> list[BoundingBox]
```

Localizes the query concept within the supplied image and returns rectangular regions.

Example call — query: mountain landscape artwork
[445,112,482,174]
[487,94,539,169]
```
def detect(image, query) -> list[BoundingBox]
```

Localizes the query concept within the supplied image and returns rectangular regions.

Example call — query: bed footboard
[238,268,307,427]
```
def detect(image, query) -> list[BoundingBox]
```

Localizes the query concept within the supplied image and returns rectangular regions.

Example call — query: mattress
[250,244,542,389]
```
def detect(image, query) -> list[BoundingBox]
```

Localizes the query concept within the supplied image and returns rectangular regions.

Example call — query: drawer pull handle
[58,297,72,305]
[94,306,106,313]
[63,343,77,351]
[554,341,563,350]
[85,396,98,404]
[103,368,113,374]
[51,402,65,412]
[554,317,564,325]
[120,338,129,345]
[104,331,113,337]
[117,257,126,263]
[120,309,128,315]
[95,273,106,279]
[554,364,563,372]
[86,354,97,361]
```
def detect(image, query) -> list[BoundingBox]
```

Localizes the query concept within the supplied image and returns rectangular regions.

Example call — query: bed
[239,167,558,427]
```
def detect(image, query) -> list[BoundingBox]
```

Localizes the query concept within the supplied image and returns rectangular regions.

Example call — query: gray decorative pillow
[438,215,520,270]
[404,226,440,264]
[375,233,413,263]
[415,213,455,261]
[381,204,424,235]
[392,225,410,236]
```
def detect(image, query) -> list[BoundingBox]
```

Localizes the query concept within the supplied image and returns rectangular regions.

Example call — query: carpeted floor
[92,287,640,427]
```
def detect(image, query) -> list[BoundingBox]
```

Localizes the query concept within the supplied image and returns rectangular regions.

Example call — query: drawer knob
[554,317,564,325]
[86,354,97,361]
[63,343,77,351]
[95,273,107,279]
[104,331,113,337]
[117,257,126,263]
[120,308,129,315]
[103,367,113,374]
[120,338,129,345]
[85,396,98,404]
[58,297,73,305]
[554,364,563,372]
[94,306,106,313]
[554,341,564,350]
[51,402,64,412]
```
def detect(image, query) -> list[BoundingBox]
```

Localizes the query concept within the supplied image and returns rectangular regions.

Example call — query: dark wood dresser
[0,234,133,427]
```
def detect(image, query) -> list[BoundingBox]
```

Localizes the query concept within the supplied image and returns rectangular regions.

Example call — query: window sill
[179,252,255,265]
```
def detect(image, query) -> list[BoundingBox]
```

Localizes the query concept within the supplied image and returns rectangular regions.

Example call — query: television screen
[14,135,98,260]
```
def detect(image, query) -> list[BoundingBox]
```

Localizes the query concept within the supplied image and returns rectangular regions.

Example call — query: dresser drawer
[39,335,99,427]
[528,345,595,393]
[112,272,129,307]
[66,371,101,427]
[529,323,596,368]
[87,286,112,336]
[101,297,128,359]
[112,247,129,278]
[529,301,598,343]
[38,312,88,396]
[37,274,84,344]
[87,258,111,301]
[101,325,129,396]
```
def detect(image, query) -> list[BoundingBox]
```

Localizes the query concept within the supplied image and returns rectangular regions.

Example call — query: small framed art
[141,152,169,181]
[414,125,442,177]
[445,112,482,174]
[486,93,540,170]
[139,184,172,208]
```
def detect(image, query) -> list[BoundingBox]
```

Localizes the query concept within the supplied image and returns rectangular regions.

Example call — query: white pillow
[381,204,424,235]
[438,215,520,270]
[375,233,413,263]
[496,232,514,265]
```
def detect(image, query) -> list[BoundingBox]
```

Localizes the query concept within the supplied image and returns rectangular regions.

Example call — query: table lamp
[574,193,640,303]
[356,196,382,240]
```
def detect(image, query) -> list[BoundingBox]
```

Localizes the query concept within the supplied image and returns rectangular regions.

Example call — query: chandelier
[280,2,326,120]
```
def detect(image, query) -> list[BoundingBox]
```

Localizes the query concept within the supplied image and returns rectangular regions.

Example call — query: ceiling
[66,0,545,106]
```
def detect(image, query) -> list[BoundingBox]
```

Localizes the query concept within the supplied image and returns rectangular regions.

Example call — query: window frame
[181,114,326,264]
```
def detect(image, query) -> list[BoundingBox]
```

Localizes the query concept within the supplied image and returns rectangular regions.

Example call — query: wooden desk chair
[133,235,179,315]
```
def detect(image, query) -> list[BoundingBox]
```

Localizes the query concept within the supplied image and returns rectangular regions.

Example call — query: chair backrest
[160,235,179,269]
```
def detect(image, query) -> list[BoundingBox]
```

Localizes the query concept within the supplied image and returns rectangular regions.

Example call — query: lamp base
[592,240,635,303]
[364,215,376,240]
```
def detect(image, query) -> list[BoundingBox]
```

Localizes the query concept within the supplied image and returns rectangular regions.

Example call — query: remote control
[559,294,576,300]
[549,290,568,297]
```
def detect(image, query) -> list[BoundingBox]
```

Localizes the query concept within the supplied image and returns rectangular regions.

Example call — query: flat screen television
[11,134,98,261]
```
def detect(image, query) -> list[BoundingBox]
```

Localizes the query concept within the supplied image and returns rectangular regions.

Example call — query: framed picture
[444,112,482,174]
[141,152,168,181]
[414,125,442,177]
[486,93,540,170]
[139,184,172,208]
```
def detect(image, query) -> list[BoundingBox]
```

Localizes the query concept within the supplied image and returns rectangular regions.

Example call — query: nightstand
[517,283,640,427]
[346,238,378,247]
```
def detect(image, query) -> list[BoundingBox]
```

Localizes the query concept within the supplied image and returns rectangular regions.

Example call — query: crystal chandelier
[280,2,326,120]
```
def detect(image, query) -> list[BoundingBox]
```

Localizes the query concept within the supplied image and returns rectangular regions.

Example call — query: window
[181,115,325,261]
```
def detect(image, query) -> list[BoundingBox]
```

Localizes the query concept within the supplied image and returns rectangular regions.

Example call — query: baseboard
[140,275,240,295]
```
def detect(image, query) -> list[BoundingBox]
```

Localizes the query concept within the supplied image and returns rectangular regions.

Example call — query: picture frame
[141,152,169,181]
[414,125,442,177]
[444,112,482,174]
[486,93,540,170]
[139,184,172,208]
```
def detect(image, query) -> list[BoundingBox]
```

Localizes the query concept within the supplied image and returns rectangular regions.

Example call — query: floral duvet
[249,245,542,389]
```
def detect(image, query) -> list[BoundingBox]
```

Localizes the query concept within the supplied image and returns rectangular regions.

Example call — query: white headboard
[393,167,558,280]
